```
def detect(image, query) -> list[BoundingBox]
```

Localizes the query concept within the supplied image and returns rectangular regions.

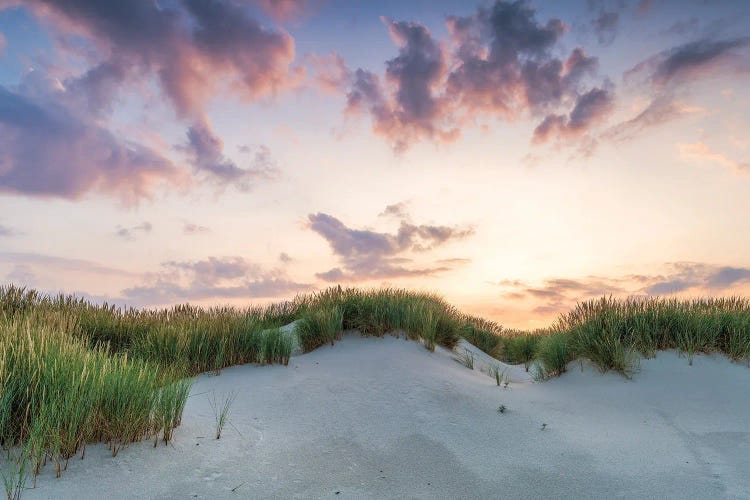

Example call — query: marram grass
[0,312,189,486]
[1,284,750,491]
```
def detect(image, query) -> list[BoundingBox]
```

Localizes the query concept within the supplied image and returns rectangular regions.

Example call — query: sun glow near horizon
[0,0,749,329]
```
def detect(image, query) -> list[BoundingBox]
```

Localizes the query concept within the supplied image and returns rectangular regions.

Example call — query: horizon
[1,0,749,329]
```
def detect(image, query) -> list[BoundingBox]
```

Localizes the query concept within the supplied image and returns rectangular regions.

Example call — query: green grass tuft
[297,306,344,352]
[2,283,750,482]
[534,333,572,380]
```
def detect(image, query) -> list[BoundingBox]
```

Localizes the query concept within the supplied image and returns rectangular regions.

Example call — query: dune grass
[553,296,750,374]
[534,332,573,380]
[209,391,237,440]
[0,311,190,488]
[0,285,473,487]
[1,284,750,489]
[458,349,474,370]
[293,287,463,352]
[501,332,540,372]
[296,306,344,352]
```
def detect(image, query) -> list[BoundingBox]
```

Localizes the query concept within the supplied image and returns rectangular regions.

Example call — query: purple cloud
[115,222,153,241]
[343,1,610,151]
[253,0,312,21]
[345,18,455,152]
[0,223,17,237]
[1,0,301,197]
[605,94,695,141]
[308,211,473,282]
[122,255,312,305]
[591,10,619,46]
[0,82,185,202]
[533,87,614,143]
[182,120,278,189]
[183,222,211,235]
[499,262,750,314]
[627,37,750,88]
[379,201,410,219]
[643,262,750,294]
[652,37,750,85]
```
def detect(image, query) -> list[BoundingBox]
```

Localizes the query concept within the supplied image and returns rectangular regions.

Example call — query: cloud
[0,251,140,279]
[4,0,301,196]
[628,37,750,87]
[181,119,279,189]
[591,10,619,46]
[2,250,311,306]
[636,0,654,15]
[342,1,609,151]
[121,255,312,305]
[640,262,750,294]
[678,142,749,175]
[500,262,750,314]
[661,18,700,37]
[499,275,626,313]
[6,264,36,286]
[279,252,293,263]
[18,0,301,116]
[533,87,614,143]
[379,201,410,219]
[345,18,456,152]
[0,31,5,54]
[307,52,350,93]
[653,37,750,85]
[183,222,211,235]
[445,1,577,114]
[605,94,701,141]
[707,267,750,288]
[0,223,18,237]
[436,257,471,265]
[308,212,473,281]
[115,221,153,240]
[611,37,750,144]
[253,0,312,21]
[0,80,186,202]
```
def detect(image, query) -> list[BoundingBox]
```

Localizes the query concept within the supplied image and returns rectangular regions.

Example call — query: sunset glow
[1,0,749,328]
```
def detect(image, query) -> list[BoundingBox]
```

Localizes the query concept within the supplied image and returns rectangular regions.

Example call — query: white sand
[25,332,750,499]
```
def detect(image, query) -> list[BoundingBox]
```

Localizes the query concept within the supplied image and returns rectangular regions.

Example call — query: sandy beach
[24,333,750,499]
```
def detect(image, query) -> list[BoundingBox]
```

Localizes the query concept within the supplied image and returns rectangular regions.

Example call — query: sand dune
[25,332,750,499]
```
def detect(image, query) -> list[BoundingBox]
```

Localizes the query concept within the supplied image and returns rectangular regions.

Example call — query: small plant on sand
[1,449,29,500]
[497,404,507,414]
[155,378,193,446]
[488,365,501,386]
[458,350,474,370]
[209,391,237,440]
[540,423,547,431]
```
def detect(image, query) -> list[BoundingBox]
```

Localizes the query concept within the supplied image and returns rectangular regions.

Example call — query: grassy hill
[1,284,749,488]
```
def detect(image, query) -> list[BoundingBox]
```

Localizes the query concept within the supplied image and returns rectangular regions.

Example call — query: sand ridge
[24,332,750,499]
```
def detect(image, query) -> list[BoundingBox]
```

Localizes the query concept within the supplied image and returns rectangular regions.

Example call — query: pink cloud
[678,142,749,175]
[0,0,303,197]
[342,1,610,151]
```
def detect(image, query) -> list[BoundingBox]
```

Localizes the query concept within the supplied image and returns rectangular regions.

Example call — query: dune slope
[25,333,750,499]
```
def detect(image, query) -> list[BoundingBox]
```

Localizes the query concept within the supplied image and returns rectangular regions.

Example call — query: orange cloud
[678,142,749,175]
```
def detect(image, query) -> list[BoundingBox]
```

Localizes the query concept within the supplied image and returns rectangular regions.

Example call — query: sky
[0,0,749,329]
